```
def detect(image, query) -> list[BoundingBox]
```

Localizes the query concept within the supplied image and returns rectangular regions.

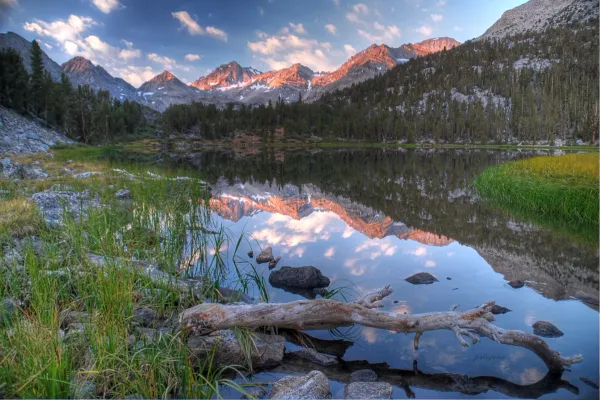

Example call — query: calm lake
[174,148,598,399]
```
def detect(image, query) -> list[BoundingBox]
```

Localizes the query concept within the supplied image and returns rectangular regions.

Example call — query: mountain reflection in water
[174,148,599,399]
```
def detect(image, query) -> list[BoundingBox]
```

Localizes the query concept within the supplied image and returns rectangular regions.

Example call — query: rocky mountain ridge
[190,61,261,91]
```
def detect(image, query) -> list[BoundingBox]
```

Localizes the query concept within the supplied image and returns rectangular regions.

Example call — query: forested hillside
[162,21,598,144]
[0,41,146,144]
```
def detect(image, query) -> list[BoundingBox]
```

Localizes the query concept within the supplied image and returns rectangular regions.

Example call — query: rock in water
[350,369,378,383]
[31,190,102,228]
[247,250,254,258]
[532,321,564,338]
[256,247,274,264]
[269,266,330,289]
[268,370,330,399]
[344,382,393,399]
[490,304,512,314]
[405,272,438,285]
[188,330,285,369]
[291,348,339,366]
[269,256,281,269]
[508,280,525,288]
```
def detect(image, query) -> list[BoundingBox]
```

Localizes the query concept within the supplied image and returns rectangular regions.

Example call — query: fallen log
[180,286,582,373]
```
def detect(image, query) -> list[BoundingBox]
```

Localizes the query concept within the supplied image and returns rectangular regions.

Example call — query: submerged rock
[242,387,266,399]
[350,369,378,383]
[256,247,274,264]
[268,370,330,399]
[31,190,102,228]
[532,321,564,338]
[188,330,285,369]
[508,280,525,289]
[405,272,438,285]
[292,347,339,366]
[216,287,254,304]
[269,266,330,289]
[344,382,393,399]
[490,304,512,315]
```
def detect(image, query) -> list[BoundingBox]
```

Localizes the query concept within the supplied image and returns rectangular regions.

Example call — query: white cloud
[346,2,369,24]
[344,44,356,56]
[115,65,156,87]
[172,10,228,41]
[454,26,462,31]
[425,260,437,267]
[147,52,175,69]
[120,39,133,48]
[64,40,78,55]
[324,247,335,258]
[325,24,336,34]
[43,42,52,49]
[430,13,443,22]
[258,6,264,16]
[416,25,432,36]
[184,53,201,61]
[91,0,122,13]
[436,0,447,7]
[24,14,95,43]
[357,24,401,44]
[118,48,141,60]
[289,22,307,35]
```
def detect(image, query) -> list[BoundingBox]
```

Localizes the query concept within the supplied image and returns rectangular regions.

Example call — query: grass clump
[475,153,599,238]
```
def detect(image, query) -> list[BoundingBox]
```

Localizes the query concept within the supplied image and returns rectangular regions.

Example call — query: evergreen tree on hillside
[0,49,29,113]
[29,39,45,116]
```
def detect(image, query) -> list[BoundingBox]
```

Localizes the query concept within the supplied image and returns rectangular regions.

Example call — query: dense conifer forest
[0,41,146,144]
[162,21,599,144]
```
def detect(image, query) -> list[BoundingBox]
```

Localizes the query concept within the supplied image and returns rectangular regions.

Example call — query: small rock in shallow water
[490,304,511,315]
[256,247,274,264]
[508,280,525,289]
[532,321,564,338]
[242,387,266,399]
[292,347,339,366]
[344,382,393,399]
[247,250,254,258]
[269,370,330,399]
[579,377,599,390]
[350,369,378,383]
[405,272,438,285]
[393,300,399,304]
[446,277,452,280]
[268,256,281,269]
[269,266,330,289]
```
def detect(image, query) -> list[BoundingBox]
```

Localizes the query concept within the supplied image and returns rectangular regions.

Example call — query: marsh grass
[475,153,599,242]
[0,146,262,398]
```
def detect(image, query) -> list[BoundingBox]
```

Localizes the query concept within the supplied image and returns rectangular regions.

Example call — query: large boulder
[344,382,393,399]
[31,190,102,227]
[269,266,330,289]
[188,330,285,369]
[0,158,48,180]
[268,370,330,399]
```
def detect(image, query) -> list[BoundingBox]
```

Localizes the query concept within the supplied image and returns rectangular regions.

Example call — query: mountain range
[0,0,595,112]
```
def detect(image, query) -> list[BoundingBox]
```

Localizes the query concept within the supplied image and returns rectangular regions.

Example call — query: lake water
[175,148,599,399]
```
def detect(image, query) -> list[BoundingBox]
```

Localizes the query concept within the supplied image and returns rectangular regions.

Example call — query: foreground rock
[344,382,393,399]
[350,369,378,383]
[269,266,330,289]
[268,370,330,399]
[0,106,73,155]
[256,247,274,264]
[490,304,512,315]
[291,347,338,366]
[405,272,438,285]
[188,330,284,369]
[532,321,564,338]
[31,190,102,227]
[1,158,48,179]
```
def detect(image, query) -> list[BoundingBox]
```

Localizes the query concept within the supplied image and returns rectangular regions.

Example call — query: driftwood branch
[180,285,582,372]
[271,355,579,399]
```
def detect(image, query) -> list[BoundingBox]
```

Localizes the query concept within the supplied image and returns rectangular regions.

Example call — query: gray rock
[241,387,266,399]
[490,304,511,315]
[350,369,378,383]
[405,272,438,285]
[256,247,274,264]
[269,266,330,289]
[292,347,339,366]
[247,250,254,258]
[115,189,132,200]
[532,321,564,338]
[0,297,18,321]
[74,171,103,179]
[268,370,330,399]
[268,256,281,270]
[216,287,254,304]
[344,382,393,399]
[60,168,74,176]
[132,307,159,327]
[188,330,285,369]
[0,158,48,179]
[508,280,525,289]
[135,327,172,342]
[70,378,96,399]
[31,190,102,227]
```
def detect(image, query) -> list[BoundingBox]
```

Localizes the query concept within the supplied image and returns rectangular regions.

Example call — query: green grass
[475,153,599,242]
[0,148,264,398]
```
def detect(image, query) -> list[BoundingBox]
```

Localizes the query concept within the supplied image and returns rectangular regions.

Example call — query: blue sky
[1,0,527,87]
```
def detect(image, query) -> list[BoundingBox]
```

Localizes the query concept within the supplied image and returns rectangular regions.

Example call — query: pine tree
[29,39,45,116]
